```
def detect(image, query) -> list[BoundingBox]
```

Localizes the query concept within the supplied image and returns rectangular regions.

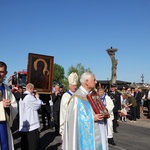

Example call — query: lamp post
[106,47,118,85]
[141,74,144,84]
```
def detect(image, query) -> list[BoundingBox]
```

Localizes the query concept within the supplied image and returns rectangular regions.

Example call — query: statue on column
[106,47,118,84]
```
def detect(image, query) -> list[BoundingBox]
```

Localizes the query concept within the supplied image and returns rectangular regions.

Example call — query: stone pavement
[13,107,150,150]
[120,107,150,128]
[13,128,62,150]
[13,115,62,150]
[38,128,62,150]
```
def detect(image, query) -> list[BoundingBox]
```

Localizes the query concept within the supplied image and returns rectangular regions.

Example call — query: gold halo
[34,58,49,75]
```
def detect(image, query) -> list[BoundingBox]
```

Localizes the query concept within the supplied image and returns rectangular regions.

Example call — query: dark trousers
[11,113,19,133]
[130,107,136,121]
[113,112,119,132]
[148,100,150,116]
[136,102,141,118]
[21,129,40,150]
[53,111,60,134]
[41,105,50,127]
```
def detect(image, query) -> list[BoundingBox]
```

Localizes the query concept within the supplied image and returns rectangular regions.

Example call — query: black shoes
[40,126,47,132]
[114,130,118,133]
[108,138,116,146]
[147,116,150,119]
[54,132,61,136]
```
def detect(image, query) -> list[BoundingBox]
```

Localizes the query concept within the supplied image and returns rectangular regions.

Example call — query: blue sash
[0,84,9,150]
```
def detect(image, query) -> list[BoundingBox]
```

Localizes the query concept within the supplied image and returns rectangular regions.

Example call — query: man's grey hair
[80,72,95,84]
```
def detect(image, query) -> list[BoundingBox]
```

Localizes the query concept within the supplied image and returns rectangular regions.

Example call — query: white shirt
[148,91,150,99]
[19,91,42,132]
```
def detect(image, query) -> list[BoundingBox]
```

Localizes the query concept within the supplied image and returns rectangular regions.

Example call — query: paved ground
[13,115,62,150]
[121,107,150,128]
[13,107,150,150]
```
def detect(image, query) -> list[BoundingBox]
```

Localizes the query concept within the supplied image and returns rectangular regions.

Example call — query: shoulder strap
[67,94,88,105]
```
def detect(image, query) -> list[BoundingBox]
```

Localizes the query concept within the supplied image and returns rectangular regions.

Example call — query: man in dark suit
[13,86,24,130]
[108,84,122,133]
[134,88,142,119]
[40,94,51,130]
[145,86,150,118]
[13,86,24,102]
[51,84,63,135]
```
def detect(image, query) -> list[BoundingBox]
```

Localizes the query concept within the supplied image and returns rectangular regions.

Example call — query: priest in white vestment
[0,61,18,150]
[98,88,116,146]
[62,72,109,150]
[59,72,78,136]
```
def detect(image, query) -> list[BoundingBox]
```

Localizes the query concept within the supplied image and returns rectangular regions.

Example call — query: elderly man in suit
[145,86,150,119]
[134,88,142,119]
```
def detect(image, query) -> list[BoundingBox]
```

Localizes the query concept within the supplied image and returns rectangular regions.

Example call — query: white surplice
[59,91,73,136]
[104,94,114,138]
[0,84,18,150]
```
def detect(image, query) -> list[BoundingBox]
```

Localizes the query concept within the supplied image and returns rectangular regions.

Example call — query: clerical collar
[79,86,89,95]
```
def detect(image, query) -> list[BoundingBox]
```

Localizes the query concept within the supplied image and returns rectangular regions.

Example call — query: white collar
[68,90,74,95]
[24,91,31,95]
[79,86,89,95]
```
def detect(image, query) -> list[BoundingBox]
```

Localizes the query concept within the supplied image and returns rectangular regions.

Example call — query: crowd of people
[0,60,150,150]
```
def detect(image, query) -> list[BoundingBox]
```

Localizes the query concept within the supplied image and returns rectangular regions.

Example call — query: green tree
[53,63,92,91]
[67,63,92,87]
[53,63,65,84]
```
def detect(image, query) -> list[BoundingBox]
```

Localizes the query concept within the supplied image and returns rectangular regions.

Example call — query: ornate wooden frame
[27,53,54,93]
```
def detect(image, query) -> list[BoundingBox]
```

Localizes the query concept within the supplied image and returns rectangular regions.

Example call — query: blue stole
[66,90,72,96]
[0,83,5,98]
[77,98,95,150]
[0,83,9,150]
[100,94,106,106]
